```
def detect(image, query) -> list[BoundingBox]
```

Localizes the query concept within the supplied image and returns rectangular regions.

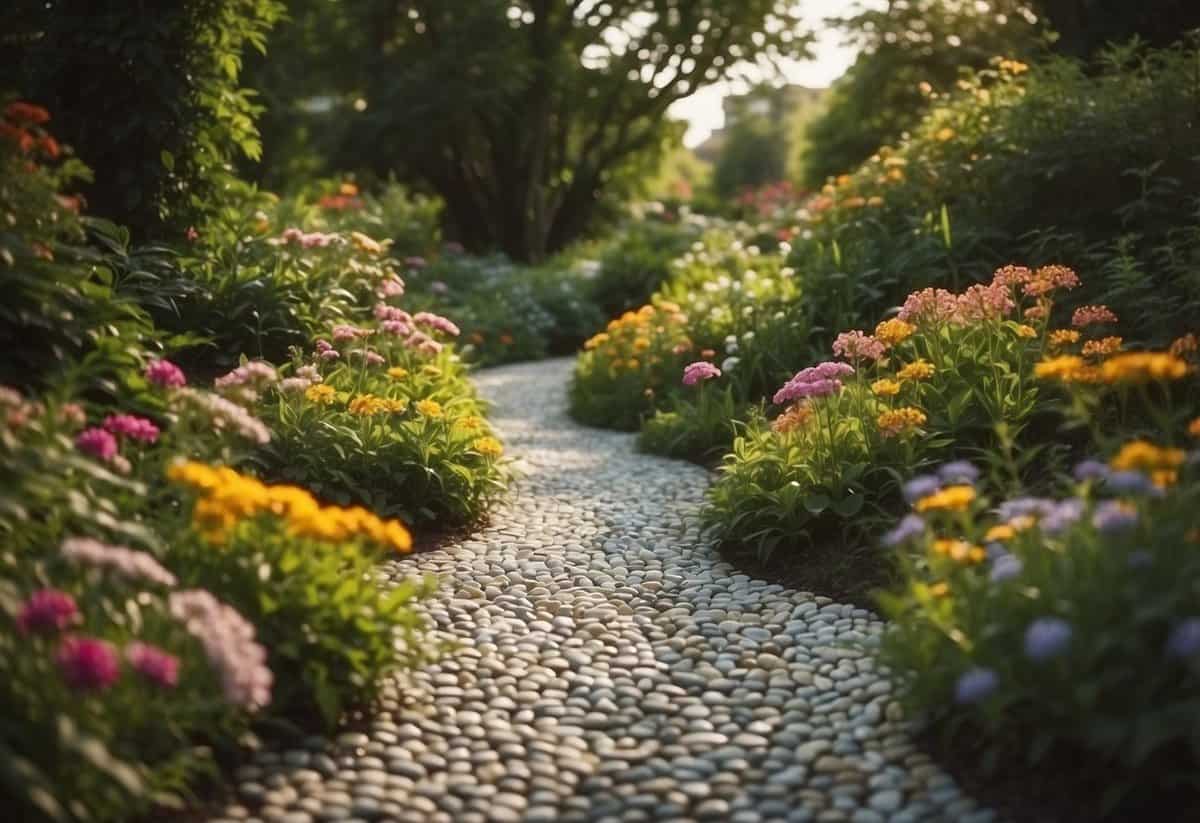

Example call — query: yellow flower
[872,379,901,397]
[867,196,884,207]
[1034,355,1087,381]
[1169,333,1197,357]
[1014,324,1038,339]
[936,127,956,142]
[472,436,503,458]
[1049,329,1080,348]
[633,337,651,352]
[1109,440,1186,472]
[416,399,444,418]
[421,365,443,377]
[1189,417,1200,438]
[305,384,337,405]
[874,318,916,346]
[877,407,927,438]
[843,196,866,209]
[348,394,387,416]
[771,402,812,434]
[916,485,977,513]
[886,167,905,183]
[584,332,610,351]
[985,524,1016,542]
[1100,352,1191,384]
[931,538,986,564]
[387,366,409,380]
[998,58,1029,74]
[1082,337,1122,357]
[657,301,681,313]
[897,359,934,381]
[626,358,640,370]
[382,398,409,413]
[928,581,951,598]
[350,231,384,255]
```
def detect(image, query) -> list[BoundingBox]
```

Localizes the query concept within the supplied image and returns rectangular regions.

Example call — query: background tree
[247,0,812,261]
[1,0,282,239]
[1031,0,1200,57]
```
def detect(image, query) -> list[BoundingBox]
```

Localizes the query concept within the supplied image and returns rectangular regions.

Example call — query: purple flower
[1103,471,1161,497]
[56,635,121,691]
[16,589,79,634]
[903,475,942,503]
[938,461,980,485]
[126,642,180,688]
[772,376,842,404]
[1092,500,1138,534]
[995,497,1057,521]
[1072,459,1110,482]
[683,361,722,386]
[1165,618,1200,659]
[169,590,272,711]
[1041,499,1086,535]
[75,427,118,462]
[989,553,1023,583]
[102,414,160,444]
[1024,617,1073,661]
[145,359,187,389]
[882,514,925,547]
[954,667,998,704]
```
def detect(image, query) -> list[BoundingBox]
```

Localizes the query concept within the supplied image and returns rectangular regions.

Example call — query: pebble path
[212,358,992,823]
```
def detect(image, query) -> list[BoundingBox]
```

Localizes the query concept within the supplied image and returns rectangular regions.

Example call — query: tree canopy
[248,1,812,260]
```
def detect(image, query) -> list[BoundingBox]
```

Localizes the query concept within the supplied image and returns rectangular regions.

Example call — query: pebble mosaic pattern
[211,358,991,823]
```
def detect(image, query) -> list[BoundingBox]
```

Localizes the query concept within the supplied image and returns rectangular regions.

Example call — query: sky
[669,0,862,148]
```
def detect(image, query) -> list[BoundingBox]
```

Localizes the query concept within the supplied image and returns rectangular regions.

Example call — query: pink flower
[405,255,427,269]
[376,276,406,299]
[125,642,180,688]
[76,427,118,461]
[319,349,340,361]
[58,403,86,428]
[382,320,414,337]
[413,311,461,337]
[898,288,959,324]
[16,589,79,634]
[990,265,1034,288]
[332,324,369,342]
[214,361,277,392]
[295,365,321,382]
[145,359,186,389]
[56,635,121,691]
[1071,305,1118,327]
[365,351,385,366]
[682,361,722,386]
[1023,265,1080,297]
[772,361,854,405]
[374,303,412,322]
[169,590,272,711]
[832,331,886,363]
[956,283,1015,322]
[185,226,199,242]
[103,414,160,443]
[279,377,310,394]
[61,537,177,587]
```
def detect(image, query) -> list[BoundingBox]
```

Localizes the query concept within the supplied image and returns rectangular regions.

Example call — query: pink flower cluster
[61,536,177,587]
[17,588,79,634]
[898,288,959,324]
[169,590,272,711]
[832,331,886,363]
[145,359,187,389]
[215,361,278,392]
[406,331,443,356]
[125,642,180,688]
[376,304,415,336]
[103,414,160,444]
[276,227,339,249]
[280,364,324,394]
[315,340,340,361]
[955,282,1015,322]
[56,635,121,691]
[1022,264,1079,297]
[682,361,722,386]
[173,389,271,445]
[332,324,371,343]
[376,275,406,299]
[1072,305,1119,327]
[76,427,118,461]
[773,362,854,405]
[350,349,386,366]
[414,311,461,337]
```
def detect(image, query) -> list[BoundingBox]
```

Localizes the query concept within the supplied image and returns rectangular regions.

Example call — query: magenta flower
[682,361,722,386]
[125,642,180,688]
[76,427,118,462]
[832,330,886,363]
[145,359,187,389]
[413,311,461,337]
[772,361,853,404]
[16,589,79,634]
[56,635,121,691]
[102,414,160,444]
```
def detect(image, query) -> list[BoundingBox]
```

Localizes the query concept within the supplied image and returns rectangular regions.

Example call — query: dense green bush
[586,220,699,319]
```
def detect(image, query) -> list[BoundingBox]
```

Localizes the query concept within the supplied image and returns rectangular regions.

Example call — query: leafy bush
[585,220,699,318]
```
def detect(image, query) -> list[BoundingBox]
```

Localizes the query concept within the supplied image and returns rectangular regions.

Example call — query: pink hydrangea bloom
[682,361,722,386]
[898,288,959,324]
[16,589,79,634]
[956,283,1015,322]
[832,331,886,363]
[76,427,118,461]
[413,312,461,337]
[125,642,180,688]
[61,537,177,587]
[169,590,272,711]
[103,414,160,443]
[145,359,187,389]
[56,635,121,691]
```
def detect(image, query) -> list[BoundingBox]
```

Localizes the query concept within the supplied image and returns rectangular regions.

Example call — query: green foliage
[587,221,699,319]
[1,0,283,238]
[637,385,747,464]
[712,115,789,199]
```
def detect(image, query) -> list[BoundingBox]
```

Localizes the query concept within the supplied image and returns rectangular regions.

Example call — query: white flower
[722,356,740,372]
[741,331,755,343]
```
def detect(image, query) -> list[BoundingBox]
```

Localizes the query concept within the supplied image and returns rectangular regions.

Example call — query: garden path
[211,357,992,823]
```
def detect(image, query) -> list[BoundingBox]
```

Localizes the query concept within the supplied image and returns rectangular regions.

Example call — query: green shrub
[586,218,700,319]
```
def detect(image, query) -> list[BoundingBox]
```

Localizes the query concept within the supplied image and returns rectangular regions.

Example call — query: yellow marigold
[1014,324,1038,339]
[473,436,503,458]
[872,379,902,397]
[875,318,916,346]
[637,305,656,318]
[877,406,927,438]
[387,366,409,380]
[771,402,813,434]
[998,58,1029,74]
[1049,329,1081,348]
[1169,333,1197,357]
[416,399,443,418]
[584,332,610,351]
[1034,355,1087,381]
[928,581,951,598]
[1109,440,1186,472]
[1082,337,1122,357]
[936,127,956,142]
[836,174,853,187]
[626,358,640,370]
[305,384,337,404]
[1152,470,1178,488]
[985,524,1016,542]
[897,359,934,381]
[1100,352,1191,384]
[633,337,651,352]
[382,398,409,413]
[1189,417,1200,438]
[867,196,885,207]
[458,415,486,431]
[931,538,986,564]
[348,394,387,416]
[916,485,977,513]
[886,167,905,183]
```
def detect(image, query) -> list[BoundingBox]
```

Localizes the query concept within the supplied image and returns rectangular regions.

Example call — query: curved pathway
[212,358,991,823]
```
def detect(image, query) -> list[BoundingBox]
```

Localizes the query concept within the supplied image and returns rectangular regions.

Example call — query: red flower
[4,102,51,124]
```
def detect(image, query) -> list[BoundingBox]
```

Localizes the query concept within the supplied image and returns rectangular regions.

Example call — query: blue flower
[989,553,1023,583]
[995,497,1056,521]
[1166,618,1200,659]
[882,514,925,547]
[1041,499,1085,535]
[1103,471,1161,496]
[938,461,980,485]
[1072,459,1110,482]
[954,667,999,704]
[903,474,941,503]
[1024,617,1073,661]
[1092,500,1138,534]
